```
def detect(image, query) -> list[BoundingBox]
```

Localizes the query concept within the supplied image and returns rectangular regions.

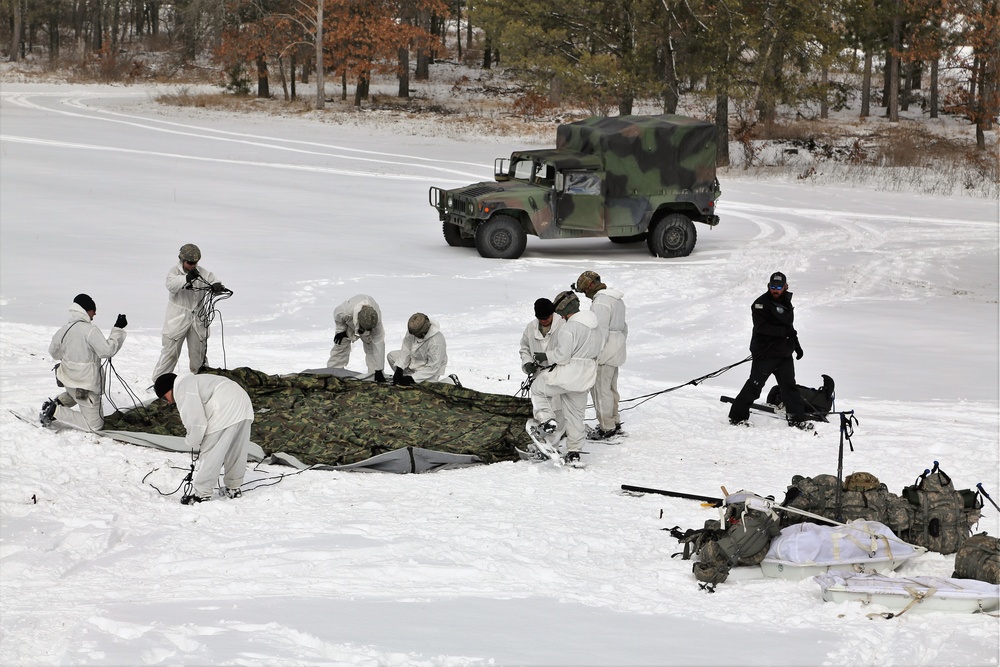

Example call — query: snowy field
[1,83,998,666]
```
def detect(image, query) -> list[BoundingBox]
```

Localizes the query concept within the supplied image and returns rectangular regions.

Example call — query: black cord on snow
[616,354,753,413]
[103,358,151,418]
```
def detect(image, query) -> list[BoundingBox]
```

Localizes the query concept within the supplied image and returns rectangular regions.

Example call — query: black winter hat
[769,272,787,287]
[73,294,96,312]
[534,298,555,319]
[154,373,177,399]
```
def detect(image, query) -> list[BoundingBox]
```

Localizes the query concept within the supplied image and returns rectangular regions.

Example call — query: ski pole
[621,484,723,506]
[978,483,1000,512]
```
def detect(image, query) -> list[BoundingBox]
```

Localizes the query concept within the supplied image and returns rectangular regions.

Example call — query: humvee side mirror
[494,157,510,181]
[554,173,564,191]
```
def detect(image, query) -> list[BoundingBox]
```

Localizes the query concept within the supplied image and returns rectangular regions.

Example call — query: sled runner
[815,571,1000,614]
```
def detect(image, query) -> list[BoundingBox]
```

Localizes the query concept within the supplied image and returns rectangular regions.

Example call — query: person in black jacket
[728,272,808,427]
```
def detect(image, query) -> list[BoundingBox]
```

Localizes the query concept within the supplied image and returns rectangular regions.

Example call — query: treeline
[2,0,997,152]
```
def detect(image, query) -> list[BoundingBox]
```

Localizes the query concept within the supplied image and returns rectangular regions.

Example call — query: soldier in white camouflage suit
[574,271,627,439]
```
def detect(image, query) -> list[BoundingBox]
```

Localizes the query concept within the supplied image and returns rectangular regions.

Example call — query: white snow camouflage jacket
[49,303,126,394]
[518,316,563,370]
[333,294,386,372]
[591,288,627,367]
[173,374,254,450]
[161,262,218,339]
[543,309,601,392]
[394,319,448,383]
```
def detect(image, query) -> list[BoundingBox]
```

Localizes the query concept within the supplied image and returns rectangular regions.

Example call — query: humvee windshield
[511,158,555,187]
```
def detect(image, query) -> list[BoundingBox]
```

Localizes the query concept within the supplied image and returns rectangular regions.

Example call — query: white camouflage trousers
[191,419,252,498]
[54,388,104,432]
[151,327,208,384]
[530,373,588,453]
[591,364,621,431]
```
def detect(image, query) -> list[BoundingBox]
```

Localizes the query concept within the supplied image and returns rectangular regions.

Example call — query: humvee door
[556,170,605,231]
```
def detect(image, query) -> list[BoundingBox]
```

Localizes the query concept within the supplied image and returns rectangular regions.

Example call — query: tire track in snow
[0,134,438,183]
[1,92,488,182]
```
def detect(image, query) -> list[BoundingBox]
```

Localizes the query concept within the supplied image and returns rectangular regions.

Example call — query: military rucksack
[670,492,781,586]
[901,463,982,554]
[952,533,1000,584]
[766,374,835,421]
[780,472,912,536]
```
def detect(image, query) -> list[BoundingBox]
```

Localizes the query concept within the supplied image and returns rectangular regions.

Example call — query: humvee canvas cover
[555,115,718,197]
[103,367,532,472]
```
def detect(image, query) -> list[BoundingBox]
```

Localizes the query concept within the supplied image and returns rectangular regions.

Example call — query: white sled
[815,571,1000,614]
[760,520,926,581]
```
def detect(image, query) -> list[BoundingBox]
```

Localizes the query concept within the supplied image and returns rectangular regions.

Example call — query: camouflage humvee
[429,114,722,259]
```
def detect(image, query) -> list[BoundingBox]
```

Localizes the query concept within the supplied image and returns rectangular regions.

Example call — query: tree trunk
[888,13,901,121]
[618,95,633,116]
[929,57,938,118]
[290,51,296,100]
[278,55,289,101]
[662,38,678,114]
[353,73,369,107]
[455,5,461,60]
[860,50,872,117]
[256,54,270,98]
[48,12,59,65]
[715,93,730,167]
[341,70,347,101]
[820,54,829,119]
[315,0,324,110]
[415,9,430,79]
[398,46,410,97]
[482,35,492,69]
[9,0,21,62]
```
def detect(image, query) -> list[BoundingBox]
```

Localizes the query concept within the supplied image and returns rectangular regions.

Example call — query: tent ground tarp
[103,367,533,468]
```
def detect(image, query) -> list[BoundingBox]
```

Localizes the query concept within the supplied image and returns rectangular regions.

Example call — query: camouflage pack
[901,464,982,554]
[781,473,912,535]
[673,495,780,585]
[952,533,1000,584]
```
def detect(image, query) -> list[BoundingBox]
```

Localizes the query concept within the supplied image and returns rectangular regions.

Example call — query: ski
[620,484,724,506]
[719,395,776,414]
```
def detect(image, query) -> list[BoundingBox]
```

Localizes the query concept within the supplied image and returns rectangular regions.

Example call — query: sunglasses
[769,284,785,290]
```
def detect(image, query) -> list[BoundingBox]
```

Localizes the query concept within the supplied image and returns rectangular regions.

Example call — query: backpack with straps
[670,492,781,586]
[952,532,1000,584]
[901,463,982,554]
[780,472,912,536]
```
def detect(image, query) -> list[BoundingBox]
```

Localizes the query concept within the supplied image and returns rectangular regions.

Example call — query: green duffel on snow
[952,533,1000,584]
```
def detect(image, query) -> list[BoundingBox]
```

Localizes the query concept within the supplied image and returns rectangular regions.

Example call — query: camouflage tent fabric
[103,367,532,467]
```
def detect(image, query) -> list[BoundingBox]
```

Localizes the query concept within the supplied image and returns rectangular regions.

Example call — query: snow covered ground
[1,83,998,666]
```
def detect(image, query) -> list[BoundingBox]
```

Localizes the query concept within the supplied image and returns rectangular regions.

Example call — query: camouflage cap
[553,291,580,317]
[407,312,431,338]
[357,305,378,331]
[179,243,202,263]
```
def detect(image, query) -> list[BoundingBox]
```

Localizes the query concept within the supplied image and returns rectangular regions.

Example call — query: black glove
[210,282,226,295]
[795,346,804,361]
[533,352,547,364]
[523,362,538,375]
[397,374,416,387]
[114,314,128,329]
[186,269,199,284]
[334,331,348,345]
[392,367,404,385]
[374,370,386,384]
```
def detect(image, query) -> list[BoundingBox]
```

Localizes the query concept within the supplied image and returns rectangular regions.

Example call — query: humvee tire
[443,222,475,247]
[647,213,697,258]
[609,233,647,244]
[476,215,527,259]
